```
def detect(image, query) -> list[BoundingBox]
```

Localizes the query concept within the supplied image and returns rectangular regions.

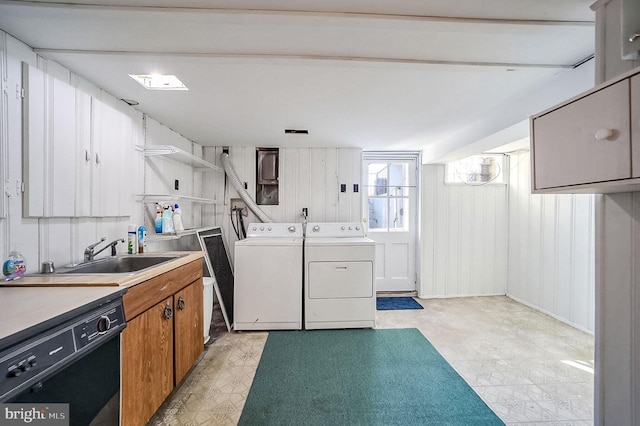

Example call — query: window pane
[389,163,407,186]
[368,197,388,230]
[389,197,409,231]
[368,163,388,196]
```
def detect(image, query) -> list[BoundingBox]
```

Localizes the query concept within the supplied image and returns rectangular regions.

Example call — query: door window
[367,162,410,232]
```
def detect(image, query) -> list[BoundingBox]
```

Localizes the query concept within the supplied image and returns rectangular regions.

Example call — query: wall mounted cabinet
[531,66,640,193]
[22,62,134,217]
[23,63,79,217]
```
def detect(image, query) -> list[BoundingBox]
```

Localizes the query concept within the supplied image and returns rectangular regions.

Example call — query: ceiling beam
[1,1,595,27]
[34,48,587,69]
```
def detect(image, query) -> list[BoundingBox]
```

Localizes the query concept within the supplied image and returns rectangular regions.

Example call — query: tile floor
[149,296,594,425]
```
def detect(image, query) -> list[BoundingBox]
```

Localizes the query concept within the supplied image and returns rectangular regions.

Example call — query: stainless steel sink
[51,255,183,275]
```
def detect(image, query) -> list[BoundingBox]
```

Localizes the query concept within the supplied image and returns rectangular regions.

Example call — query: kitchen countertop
[0,251,204,288]
[0,286,125,343]
[0,251,204,345]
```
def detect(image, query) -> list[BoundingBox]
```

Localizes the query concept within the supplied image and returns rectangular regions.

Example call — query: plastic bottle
[127,224,138,254]
[162,205,175,233]
[2,251,26,281]
[154,208,163,233]
[137,225,146,253]
[173,204,184,231]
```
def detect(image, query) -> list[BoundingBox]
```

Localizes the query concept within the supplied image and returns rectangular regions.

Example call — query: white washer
[234,223,303,330]
[304,222,376,329]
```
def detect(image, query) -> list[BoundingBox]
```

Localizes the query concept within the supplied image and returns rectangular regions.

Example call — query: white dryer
[304,222,376,329]
[234,223,303,330]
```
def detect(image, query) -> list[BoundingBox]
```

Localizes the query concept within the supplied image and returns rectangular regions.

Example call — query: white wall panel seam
[633,193,640,426]
[570,196,576,324]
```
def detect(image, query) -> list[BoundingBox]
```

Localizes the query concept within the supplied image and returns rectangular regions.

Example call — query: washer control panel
[246,223,303,238]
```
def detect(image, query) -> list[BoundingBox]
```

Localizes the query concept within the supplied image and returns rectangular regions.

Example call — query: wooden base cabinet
[174,280,204,384]
[121,260,204,426]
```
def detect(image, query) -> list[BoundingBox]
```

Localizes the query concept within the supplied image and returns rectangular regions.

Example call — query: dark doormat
[376,296,424,311]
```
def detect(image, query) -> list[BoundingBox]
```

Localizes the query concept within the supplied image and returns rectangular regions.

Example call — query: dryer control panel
[306,222,365,238]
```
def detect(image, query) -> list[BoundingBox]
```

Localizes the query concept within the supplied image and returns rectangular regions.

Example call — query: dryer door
[308,261,373,299]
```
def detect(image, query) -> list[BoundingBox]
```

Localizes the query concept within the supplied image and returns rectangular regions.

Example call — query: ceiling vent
[285,129,309,135]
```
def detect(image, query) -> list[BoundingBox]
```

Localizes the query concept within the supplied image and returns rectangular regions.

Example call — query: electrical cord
[238,209,247,239]
[230,207,241,240]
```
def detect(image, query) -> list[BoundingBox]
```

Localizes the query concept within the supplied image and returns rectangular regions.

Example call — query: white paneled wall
[507,150,595,332]
[203,146,362,265]
[421,164,508,297]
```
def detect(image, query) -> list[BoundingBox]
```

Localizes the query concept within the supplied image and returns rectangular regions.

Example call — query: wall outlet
[230,198,248,216]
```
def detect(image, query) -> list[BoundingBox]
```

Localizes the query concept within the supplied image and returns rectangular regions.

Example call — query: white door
[364,154,419,292]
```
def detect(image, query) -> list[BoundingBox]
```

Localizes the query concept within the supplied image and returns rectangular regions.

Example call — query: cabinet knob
[163,304,173,319]
[630,32,640,43]
[177,297,186,310]
[594,129,615,141]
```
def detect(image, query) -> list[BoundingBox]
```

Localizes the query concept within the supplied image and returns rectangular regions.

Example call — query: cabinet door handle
[595,128,615,141]
[177,297,186,310]
[630,32,640,43]
[95,152,101,165]
[163,304,173,319]
[84,149,91,163]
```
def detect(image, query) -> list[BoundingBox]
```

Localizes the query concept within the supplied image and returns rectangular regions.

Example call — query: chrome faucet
[84,237,124,261]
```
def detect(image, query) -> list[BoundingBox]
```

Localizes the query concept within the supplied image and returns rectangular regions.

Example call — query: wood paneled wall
[507,150,595,332]
[421,164,508,297]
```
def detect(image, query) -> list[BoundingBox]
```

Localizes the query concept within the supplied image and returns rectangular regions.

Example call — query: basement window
[444,154,507,185]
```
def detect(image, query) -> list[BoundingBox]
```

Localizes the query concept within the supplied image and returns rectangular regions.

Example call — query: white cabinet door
[532,80,631,190]
[22,63,46,217]
[76,90,92,217]
[631,74,640,178]
[23,63,79,217]
[91,98,133,216]
[50,77,77,217]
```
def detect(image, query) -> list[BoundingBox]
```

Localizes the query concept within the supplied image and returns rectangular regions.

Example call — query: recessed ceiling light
[128,74,188,91]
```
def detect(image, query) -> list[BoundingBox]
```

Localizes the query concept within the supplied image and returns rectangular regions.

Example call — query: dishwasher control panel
[0,299,126,401]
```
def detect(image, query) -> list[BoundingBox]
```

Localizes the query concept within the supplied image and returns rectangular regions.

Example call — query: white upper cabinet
[532,79,631,191]
[23,63,79,217]
[22,63,46,217]
[90,98,131,217]
[530,68,640,194]
[22,62,133,217]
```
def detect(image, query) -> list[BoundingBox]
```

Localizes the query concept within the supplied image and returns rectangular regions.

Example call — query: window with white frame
[444,154,507,185]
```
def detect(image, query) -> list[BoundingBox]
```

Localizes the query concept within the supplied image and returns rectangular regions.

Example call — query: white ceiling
[0,0,595,157]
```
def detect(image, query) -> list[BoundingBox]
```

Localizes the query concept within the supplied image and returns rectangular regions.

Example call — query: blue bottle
[155,208,162,233]
[138,225,146,253]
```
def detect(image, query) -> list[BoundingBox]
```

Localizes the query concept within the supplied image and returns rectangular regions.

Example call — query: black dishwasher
[0,293,127,426]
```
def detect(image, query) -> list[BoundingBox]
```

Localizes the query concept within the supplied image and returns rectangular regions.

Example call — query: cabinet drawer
[123,259,202,320]
[532,79,631,189]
